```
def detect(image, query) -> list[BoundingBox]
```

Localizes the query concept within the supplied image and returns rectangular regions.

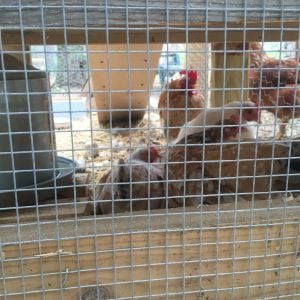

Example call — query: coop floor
[54,92,162,182]
[54,92,300,185]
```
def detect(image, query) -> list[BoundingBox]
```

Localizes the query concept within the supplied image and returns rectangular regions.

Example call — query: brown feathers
[158,69,205,141]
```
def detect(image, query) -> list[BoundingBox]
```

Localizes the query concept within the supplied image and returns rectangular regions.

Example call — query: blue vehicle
[157,52,182,86]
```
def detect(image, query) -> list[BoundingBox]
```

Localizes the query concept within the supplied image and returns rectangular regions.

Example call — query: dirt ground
[55,93,165,182]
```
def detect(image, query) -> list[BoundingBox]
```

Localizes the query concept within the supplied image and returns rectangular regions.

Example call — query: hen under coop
[1,1,300,299]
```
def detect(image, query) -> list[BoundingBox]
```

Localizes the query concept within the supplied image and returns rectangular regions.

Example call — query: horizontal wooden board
[1,198,300,242]
[0,199,300,299]
[0,1,299,44]
[1,1,299,28]
[1,24,299,45]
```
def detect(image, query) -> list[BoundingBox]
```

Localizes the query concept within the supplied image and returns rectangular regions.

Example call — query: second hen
[259,84,300,136]
[249,42,300,138]
[166,140,289,207]
[166,105,260,207]
[158,69,205,141]
[249,42,300,88]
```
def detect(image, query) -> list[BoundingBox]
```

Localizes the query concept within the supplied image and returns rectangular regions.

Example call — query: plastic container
[0,54,58,207]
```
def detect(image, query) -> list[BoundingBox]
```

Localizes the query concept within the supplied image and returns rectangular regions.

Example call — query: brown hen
[249,42,300,137]
[90,146,165,214]
[259,85,300,132]
[158,69,205,141]
[166,140,289,207]
[166,104,259,208]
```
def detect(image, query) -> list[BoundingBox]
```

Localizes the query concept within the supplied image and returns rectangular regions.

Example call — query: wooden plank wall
[211,43,249,106]
[1,200,300,299]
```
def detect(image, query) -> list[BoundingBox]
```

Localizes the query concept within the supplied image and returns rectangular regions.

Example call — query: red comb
[150,145,159,153]
[180,68,198,85]
[150,146,161,162]
[188,69,198,85]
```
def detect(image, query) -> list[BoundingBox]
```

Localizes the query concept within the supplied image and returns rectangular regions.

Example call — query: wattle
[189,89,197,96]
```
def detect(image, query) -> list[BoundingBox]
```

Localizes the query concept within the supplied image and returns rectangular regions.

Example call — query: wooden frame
[1,199,300,299]
[0,1,299,45]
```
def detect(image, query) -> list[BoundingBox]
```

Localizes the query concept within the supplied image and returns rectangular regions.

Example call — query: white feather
[173,101,254,144]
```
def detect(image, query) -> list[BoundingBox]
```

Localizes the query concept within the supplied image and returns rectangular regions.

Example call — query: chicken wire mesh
[0,1,300,299]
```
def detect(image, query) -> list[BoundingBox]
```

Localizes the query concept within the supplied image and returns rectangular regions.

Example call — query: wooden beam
[0,1,299,30]
[1,24,299,45]
[210,43,249,106]
[1,1,299,44]
[188,43,210,102]
[1,199,300,299]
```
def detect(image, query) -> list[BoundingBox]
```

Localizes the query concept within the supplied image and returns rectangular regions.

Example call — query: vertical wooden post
[210,43,249,107]
[188,43,210,106]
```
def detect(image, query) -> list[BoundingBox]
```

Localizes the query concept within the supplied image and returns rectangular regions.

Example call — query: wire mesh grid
[0,1,300,299]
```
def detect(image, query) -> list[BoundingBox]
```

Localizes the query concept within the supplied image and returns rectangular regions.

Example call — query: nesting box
[88,44,162,124]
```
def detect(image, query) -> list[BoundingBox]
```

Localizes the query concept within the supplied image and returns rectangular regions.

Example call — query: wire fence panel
[0,1,300,299]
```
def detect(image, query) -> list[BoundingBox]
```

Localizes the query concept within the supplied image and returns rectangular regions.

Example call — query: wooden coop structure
[1,1,300,299]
